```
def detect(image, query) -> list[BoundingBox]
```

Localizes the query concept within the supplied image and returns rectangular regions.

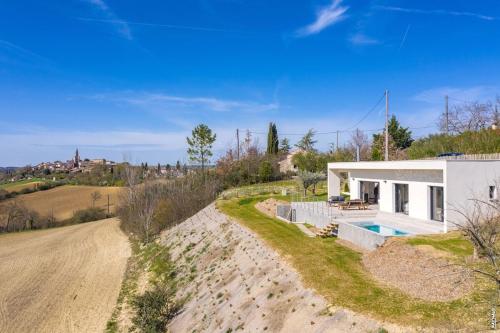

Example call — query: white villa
[328,158,500,233]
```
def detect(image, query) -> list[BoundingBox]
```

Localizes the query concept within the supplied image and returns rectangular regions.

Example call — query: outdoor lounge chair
[338,199,368,210]
[328,195,345,206]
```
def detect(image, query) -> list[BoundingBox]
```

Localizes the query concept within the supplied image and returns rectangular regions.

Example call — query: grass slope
[406,232,473,259]
[218,196,484,330]
[0,178,45,192]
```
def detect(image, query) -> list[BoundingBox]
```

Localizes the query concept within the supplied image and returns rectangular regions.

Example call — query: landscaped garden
[217,187,485,330]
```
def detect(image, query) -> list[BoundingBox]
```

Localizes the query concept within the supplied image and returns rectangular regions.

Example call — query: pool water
[359,223,408,236]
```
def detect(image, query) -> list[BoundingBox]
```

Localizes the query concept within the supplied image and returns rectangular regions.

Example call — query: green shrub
[20,187,35,194]
[132,286,181,333]
[258,160,273,182]
[407,129,500,159]
[71,207,108,223]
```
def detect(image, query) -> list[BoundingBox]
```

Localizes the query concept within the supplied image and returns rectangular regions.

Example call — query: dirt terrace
[162,204,404,333]
[0,218,130,333]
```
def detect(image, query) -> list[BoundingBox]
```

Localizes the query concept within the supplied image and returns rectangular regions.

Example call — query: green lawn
[221,179,330,201]
[406,232,474,259]
[0,178,45,189]
[217,196,484,330]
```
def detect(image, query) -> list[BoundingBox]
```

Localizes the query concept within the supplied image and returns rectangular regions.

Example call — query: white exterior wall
[327,169,341,197]
[328,160,500,233]
[349,178,359,199]
[446,161,500,226]
[347,169,443,221]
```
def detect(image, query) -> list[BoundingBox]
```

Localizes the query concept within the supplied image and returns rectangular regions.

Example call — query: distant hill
[0,167,19,173]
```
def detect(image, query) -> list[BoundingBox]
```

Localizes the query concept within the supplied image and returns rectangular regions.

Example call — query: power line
[248,124,436,137]
[248,92,387,137]
[346,92,386,131]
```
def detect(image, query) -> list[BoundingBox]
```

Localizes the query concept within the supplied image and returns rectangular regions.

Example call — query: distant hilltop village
[34,149,116,173]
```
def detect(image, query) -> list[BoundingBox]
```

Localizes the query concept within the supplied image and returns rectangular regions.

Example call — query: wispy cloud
[398,24,411,51]
[296,0,349,37]
[376,5,496,21]
[84,0,132,40]
[90,91,280,113]
[77,17,238,33]
[0,39,53,68]
[413,86,498,104]
[349,32,379,45]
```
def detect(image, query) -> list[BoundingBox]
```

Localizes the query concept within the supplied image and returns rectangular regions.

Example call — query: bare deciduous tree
[118,165,221,243]
[2,200,40,232]
[453,181,500,329]
[90,191,102,208]
[439,101,495,134]
[348,128,370,161]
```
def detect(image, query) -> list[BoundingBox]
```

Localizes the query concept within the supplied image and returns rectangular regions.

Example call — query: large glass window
[490,186,498,201]
[395,183,409,215]
[430,186,444,222]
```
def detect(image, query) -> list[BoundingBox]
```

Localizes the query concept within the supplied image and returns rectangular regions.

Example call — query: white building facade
[328,159,500,232]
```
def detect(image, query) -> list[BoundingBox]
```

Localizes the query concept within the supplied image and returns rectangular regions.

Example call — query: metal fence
[425,153,500,160]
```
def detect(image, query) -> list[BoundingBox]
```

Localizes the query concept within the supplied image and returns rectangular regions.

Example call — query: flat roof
[328,159,500,171]
[328,160,446,171]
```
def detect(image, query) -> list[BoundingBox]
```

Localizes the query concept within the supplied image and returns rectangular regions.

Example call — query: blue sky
[1,0,499,166]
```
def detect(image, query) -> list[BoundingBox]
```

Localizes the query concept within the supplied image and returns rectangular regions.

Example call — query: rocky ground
[161,203,406,333]
[254,198,288,218]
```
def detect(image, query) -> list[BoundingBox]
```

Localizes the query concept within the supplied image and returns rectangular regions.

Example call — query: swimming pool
[358,222,408,236]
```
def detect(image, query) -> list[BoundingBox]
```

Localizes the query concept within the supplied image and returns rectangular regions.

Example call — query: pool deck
[336,212,444,235]
[291,201,444,235]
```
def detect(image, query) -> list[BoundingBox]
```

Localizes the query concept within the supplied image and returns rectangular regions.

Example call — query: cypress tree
[266,122,279,154]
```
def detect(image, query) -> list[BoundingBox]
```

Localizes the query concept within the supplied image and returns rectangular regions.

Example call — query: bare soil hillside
[255,198,288,218]
[0,218,130,333]
[0,185,124,220]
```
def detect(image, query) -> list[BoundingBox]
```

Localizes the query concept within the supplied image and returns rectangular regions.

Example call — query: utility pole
[107,194,110,215]
[385,89,389,161]
[445,95,449,135]
[236,129,240,160]
[336,130,339,152]
[493,104,498,130]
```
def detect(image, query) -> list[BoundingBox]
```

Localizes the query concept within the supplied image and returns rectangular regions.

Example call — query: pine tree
[186,124,217,173]
[266,122,279,154]
[176,160,181,171]
[387,115,413,149]
[295,129,317,152]
[280,138,291,154]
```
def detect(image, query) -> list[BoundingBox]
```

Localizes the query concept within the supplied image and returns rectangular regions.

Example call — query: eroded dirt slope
[162,204,404,333]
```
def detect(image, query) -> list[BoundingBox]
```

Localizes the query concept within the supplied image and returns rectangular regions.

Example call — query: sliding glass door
[430,186,444,222]
[395,183,409,215]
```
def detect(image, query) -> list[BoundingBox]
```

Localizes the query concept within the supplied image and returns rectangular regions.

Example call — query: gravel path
[0,218,130,333]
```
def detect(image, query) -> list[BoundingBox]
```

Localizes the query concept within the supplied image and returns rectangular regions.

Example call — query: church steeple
[74,148,80,168]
